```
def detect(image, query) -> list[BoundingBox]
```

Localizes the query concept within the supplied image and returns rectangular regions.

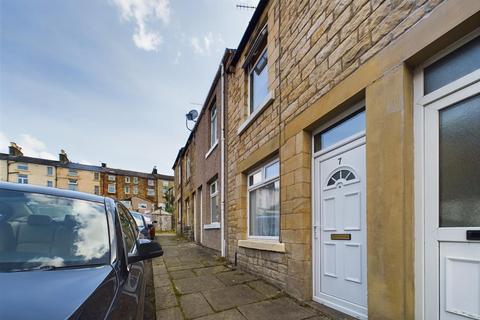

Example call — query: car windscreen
[0,189,110,272]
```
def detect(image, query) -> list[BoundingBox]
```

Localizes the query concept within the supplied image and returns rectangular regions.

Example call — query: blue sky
[0,0,257,175]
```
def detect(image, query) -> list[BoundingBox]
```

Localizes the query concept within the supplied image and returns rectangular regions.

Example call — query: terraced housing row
[173,0,480,319]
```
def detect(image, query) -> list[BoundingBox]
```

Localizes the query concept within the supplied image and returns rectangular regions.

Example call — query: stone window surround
[238,239,285,253]
[237,93,274,135]
[237,23,273,135]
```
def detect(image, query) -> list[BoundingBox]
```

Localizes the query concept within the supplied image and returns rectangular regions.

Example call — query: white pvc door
[415,32,480,320]
[313,134,367,319]
[424,88,480,320]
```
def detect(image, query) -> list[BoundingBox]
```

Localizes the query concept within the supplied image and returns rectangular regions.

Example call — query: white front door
[313,106,367,320]
[415,32,480,320]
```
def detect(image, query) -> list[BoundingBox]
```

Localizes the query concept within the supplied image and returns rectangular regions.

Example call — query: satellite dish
[186,109,198,121]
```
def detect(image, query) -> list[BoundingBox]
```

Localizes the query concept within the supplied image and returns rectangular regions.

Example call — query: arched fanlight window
[326,168,357,187]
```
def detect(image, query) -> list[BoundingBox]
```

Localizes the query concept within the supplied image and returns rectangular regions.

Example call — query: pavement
[151,234,352,320]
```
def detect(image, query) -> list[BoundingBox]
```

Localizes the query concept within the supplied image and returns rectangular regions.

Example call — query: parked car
[0,182,163,320]
[130,211,156,240]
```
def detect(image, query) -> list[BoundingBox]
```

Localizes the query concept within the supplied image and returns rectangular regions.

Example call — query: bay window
[248,159,280,239]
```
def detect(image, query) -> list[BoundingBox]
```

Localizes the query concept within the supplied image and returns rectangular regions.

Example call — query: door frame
[413,29,480,320]
[311,100,367,319]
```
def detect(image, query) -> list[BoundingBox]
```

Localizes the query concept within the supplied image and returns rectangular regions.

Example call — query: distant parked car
[131,211,156,240]
[0,182,163,320]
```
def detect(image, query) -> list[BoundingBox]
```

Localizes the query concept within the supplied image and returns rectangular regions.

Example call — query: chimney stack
[9,142,23,157]
[152,166,158,174]
[59,149,69,164]
[101,163,107,168]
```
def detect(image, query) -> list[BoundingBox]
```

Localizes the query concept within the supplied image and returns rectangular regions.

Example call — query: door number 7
[338,157,342,165]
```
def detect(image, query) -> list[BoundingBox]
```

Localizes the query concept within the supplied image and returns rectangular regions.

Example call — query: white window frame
[147,188,155,196]
[17,163,28,171]
[413,29,480,320]
[248,46,269,115]
[210,105,218,147]
[108,175,116,181]
[247,158,280,240]
[125,176,130,183]
[210,180,219,224]
[125,186,130,194]
[47,166,53,176]
[68,179,78,191]
[18,174,28,184]
[186,156,191,180]
[148,179,155,186]
[133,185,139,195]
[108,183,116,194]
[133,176,138,184]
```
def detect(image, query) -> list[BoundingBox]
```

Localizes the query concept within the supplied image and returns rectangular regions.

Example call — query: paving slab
[195,309,247,320]
[153,264,168,275]
[203,284,266,311]
[168,263,205,271]
[170,269,197,280]
[194,265,229,276]
[156,307,184,320]
[174,275,225,294]
[155,285,178,310]
[153,273,171,288]
[238,297,315,320]
[246,280,282,298]
[180,293,214,319]
[216,270,257,286]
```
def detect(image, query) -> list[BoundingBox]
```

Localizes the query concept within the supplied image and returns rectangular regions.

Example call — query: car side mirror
[128,239,163,264]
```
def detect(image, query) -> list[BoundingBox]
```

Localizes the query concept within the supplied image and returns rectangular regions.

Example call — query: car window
[130,212,145,228]
[117,205,137,253]
[0,189,110,272]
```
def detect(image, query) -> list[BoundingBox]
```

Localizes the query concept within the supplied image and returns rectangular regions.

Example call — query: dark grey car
[0,182,163,320]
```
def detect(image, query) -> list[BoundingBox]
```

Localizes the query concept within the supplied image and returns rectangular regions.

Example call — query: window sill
[205,140,219,159]
[204,222,220,230]
[238,239,285,253]
[237,93,274,135]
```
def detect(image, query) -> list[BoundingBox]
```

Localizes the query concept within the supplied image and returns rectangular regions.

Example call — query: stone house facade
[173,50,233,252]
[100,165,173,211]
[174,0,480,319]
[0,143,174,207]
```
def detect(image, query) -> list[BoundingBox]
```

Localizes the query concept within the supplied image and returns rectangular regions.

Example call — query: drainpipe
[220,62,226,257]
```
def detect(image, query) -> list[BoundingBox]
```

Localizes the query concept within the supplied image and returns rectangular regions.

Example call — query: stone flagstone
[237,297,315,320]
[174,275,225,294]
[180,293,214,319]
[202,284,265,311]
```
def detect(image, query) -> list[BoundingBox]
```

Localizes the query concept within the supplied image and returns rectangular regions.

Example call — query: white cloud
[0,132,56,160]
[111,0,170,52]
[190,32,225,56]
